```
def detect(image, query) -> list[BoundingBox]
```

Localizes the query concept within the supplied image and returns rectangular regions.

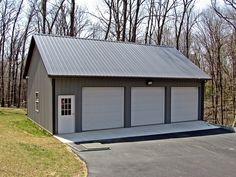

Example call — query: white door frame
[58,95,75,134]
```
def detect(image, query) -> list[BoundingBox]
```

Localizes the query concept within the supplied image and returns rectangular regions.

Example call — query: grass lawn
[0,108,87,177]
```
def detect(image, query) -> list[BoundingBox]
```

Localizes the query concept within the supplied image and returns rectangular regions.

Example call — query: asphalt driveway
[78,131,236,177]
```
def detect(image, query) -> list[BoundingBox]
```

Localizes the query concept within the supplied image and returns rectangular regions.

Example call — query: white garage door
[131,87,165,126]
[171,87,198,122]
[82,87,124,131]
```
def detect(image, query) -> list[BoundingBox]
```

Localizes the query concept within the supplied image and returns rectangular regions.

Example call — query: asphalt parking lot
[78,130,236,177]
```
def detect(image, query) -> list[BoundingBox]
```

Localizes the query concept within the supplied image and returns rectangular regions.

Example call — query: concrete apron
[54,121,221,144]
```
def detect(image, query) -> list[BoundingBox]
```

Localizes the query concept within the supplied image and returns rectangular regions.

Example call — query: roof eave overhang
[48,74,211,80]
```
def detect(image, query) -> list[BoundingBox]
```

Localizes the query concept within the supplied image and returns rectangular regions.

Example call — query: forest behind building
[0,0,235,125]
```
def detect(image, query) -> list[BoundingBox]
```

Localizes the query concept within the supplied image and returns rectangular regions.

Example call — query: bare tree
[174,0,195,50]
[183,0,198,58]
[18,2,36,107]
[211,0,236,30]
[211,0,236,125]
[0,0,15,106]
[197,9,227,124]
[155,0,176,45]
[93,0,143,41]
[48,0,66,34]
[7,0,24,107]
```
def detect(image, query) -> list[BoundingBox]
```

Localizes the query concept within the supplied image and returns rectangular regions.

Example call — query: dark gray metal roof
[24,34,210,79]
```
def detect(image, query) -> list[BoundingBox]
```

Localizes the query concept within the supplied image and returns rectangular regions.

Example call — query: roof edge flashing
[48,74,211,80]
[33,33,174,49]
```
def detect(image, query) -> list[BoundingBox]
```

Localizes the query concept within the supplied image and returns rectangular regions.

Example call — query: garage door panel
[82,113,123,127]
[82,103,122,111]
[131,87,165,126]
[171,87,198,122]
[82,87,124,131]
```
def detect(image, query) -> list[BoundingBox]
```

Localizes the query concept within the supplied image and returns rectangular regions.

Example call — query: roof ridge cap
[33,33,174,48]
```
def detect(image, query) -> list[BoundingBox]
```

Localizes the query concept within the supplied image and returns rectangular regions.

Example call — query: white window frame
[35,91,40,112]
[60,97,72,116]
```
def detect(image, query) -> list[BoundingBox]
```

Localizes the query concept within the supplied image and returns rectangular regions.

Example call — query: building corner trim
[165,86,171,124]
[52,79,56,134]
[199,81,205,121]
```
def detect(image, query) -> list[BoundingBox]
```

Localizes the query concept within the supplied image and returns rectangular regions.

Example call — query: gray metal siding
[55,77,201,134]
[27,47,53,133]
[54,79,82,134]
[29,35,210,79]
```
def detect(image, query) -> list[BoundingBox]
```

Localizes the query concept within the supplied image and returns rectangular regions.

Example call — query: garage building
[24,34,210,134]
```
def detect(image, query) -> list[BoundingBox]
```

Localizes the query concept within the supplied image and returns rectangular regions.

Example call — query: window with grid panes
[35,92,39,112]
[61,98,72,116]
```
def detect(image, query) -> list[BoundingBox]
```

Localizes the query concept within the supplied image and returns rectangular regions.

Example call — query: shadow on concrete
[76,128,235,144]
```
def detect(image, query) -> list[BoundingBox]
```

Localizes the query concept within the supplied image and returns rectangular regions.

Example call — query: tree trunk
[104,0,113,40]
[131,0,140,42]
[128,0,133,41]
[70,0,75,36]
[232,32,236,125]
[122,0,127,41]
[1,29,5,107]
[42,0,47,34]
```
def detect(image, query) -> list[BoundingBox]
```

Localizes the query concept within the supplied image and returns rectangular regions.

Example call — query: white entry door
[171,87,198,122]
[82,87,124,131]
[58,95,75,134]
[131,87,165,126]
